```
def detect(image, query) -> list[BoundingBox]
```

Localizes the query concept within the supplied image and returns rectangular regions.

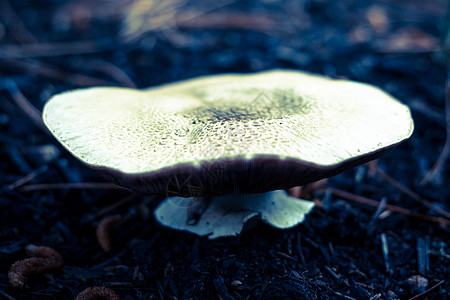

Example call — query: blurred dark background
[0,0,449,299]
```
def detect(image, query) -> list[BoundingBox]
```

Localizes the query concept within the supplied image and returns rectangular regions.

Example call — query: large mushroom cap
[43,69,414,196]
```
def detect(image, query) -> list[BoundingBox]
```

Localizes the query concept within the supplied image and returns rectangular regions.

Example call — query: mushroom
[43,70,414,238]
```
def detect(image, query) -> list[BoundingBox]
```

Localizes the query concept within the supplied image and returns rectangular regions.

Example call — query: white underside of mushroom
[154,190,314,239]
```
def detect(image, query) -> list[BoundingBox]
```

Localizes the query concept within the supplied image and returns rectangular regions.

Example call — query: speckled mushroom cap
[43,69,414,197]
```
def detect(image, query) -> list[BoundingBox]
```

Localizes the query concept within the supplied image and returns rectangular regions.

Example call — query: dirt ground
[0,0,449,299]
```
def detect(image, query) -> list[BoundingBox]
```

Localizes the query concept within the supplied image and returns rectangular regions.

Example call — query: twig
[91,248,128,270]
[373,166,450,219]
[96,193,140,218]
[276,251,297,262]
[176,11,281,33]
[409,99,446,125]
[349,268,368,279]
[0,57,117,87]
[322,188,332,212]
[121,0,240,42]
[296,232,306,266]
[68,57,137,88]
[0,289,16,300]
[417,237,429,275]
[356,282,374,290]
[368,196,387,228]
[6,165,49,191]
[303,235,320,249]
[330,291,357,300]
[6,147,32,174]
[327,188,450,226]
[408,279,445,300]
[19,182,129,192]
[320,246,331,266]
[374,46,449,55]
[442,0,450,46]
[4,79,48,133]
[0,0,38,44]
[420,77,450,186]
[121,0,188,42]
[380,233,392,275]
[0,38,116,58]
[324,266,340,281]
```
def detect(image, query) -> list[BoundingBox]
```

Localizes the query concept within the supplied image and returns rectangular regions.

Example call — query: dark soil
[0,0,449,299]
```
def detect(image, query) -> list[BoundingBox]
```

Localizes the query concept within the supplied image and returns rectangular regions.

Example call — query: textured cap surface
[43,70,414,196]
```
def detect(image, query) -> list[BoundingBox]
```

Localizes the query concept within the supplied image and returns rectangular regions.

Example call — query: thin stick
[0,0,38,44]
[327,188,450,227]
[408,279,445,300]
[4,79,48,133]
[121,0,240,42]
[324,265,340,281]
[296,232,306,266]
[276,251,297,262]
[330,291,357,300]
[374,167,450,219]
[96,193,140,217]
[420,77,450,186]
[0,58,117,87]
[409,99,446,125]
[417,237,429,275]
[380,233,392,275]
[69,57,137,88]
[0,38,115,58]
[374,47,449,55]
[176,12,280,33]
[0,289,16,300]
[6,165,48,191]
[368,196,387,228]
[19,182,129,192]
[356,282,374,290]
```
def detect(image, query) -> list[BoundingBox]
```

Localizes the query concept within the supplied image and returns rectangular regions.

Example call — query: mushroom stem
[154,190,315,239]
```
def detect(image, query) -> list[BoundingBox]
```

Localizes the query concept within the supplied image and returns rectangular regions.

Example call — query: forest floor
[0,0,449,299]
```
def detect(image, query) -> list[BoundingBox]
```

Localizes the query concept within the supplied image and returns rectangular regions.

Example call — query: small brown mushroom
[9,245,63,287]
